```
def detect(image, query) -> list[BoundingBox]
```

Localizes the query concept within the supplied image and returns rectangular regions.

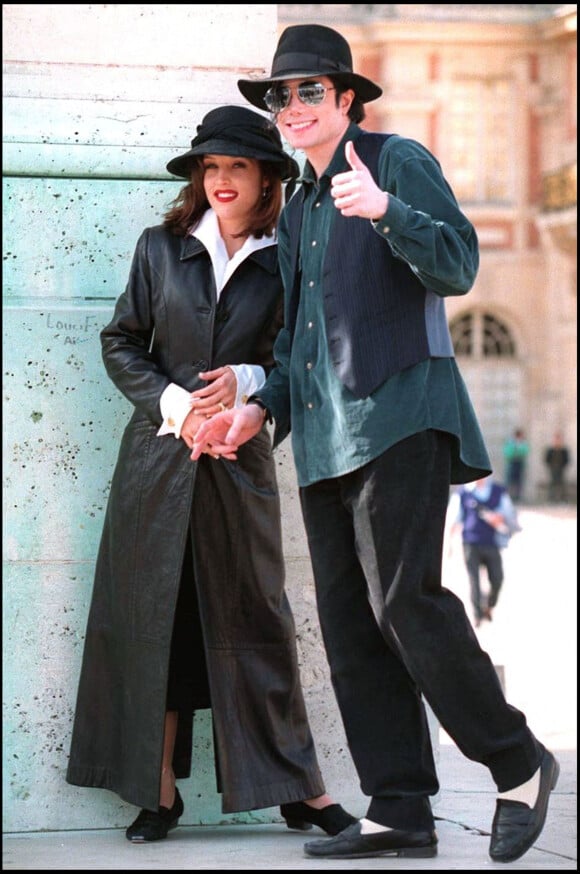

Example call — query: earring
[262,188,270,199]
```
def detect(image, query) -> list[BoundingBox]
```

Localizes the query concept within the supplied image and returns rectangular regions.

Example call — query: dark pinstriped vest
[284,131,454,399]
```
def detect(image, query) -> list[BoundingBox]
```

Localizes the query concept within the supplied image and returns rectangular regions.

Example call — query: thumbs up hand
[330,140,389,220]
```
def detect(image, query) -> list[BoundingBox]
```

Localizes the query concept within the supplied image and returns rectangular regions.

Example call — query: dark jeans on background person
[300,429,542,831]
[548,471,567,503]
[506,460,525,502]
[463,542,504,621]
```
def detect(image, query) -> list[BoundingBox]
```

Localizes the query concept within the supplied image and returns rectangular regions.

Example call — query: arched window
[448,310,523,484]
[450,311,516,358]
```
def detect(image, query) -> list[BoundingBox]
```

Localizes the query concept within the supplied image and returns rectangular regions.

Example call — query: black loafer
[489,749,560,862]
[126,787,184,842]
[280,801,357,836]
[304,821,438,858]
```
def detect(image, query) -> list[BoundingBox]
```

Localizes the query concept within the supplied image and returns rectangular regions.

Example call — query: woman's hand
[189,366,237,417]
[180,409,209,450]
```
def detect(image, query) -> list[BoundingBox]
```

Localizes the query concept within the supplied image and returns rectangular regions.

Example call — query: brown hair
[163,156,283,238]
[332,78,366,124]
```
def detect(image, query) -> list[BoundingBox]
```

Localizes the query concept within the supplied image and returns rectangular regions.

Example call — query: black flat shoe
[489,749,559,862]
[126,788,184,842]
[304,821,438,859]
[280,801,357,836]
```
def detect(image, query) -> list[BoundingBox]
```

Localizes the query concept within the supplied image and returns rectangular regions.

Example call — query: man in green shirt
[192,23,558,864]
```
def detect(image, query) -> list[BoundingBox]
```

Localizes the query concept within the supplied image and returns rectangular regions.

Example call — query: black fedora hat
[166,105,300,181]
[238,24,382,110]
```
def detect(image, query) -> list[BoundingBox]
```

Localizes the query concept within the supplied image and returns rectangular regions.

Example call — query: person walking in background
[66,105,355,844]
[503,427,529,503]
[544,430,570,503]
[191,24,559,864]
[448,475,520,627]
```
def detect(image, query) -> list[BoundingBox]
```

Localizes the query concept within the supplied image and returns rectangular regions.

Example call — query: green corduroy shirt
[259,123,491,488]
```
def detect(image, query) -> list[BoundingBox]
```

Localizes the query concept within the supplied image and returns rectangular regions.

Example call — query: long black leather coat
[66,225,324,813]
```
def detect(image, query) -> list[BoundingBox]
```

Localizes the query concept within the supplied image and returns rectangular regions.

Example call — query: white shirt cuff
[157,383,192,438]
[230,364,266,407]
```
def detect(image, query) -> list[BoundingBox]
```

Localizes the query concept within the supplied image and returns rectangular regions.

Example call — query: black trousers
[463,543,504,619]
[300,430,542,830]
[167,533,211,713]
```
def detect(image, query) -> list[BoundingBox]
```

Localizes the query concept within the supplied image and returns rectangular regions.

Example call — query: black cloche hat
[166,105,300,181]
[238,24,383,110]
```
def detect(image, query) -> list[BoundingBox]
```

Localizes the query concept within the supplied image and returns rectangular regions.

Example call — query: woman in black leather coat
[66,106,354,843]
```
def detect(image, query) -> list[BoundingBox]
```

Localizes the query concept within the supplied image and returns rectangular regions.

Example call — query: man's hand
[479,509,509,535]
[190,404,265,461]
[330,140,388,220]
[179,408,237,459]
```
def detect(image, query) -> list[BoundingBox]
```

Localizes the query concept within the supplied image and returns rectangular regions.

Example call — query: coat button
[192,359,208,370]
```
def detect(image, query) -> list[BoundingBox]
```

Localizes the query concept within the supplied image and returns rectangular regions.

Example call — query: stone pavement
[3,504,576,870]
[2,743,576,870]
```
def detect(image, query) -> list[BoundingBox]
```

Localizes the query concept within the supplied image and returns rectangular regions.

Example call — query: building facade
[279,4,577,498]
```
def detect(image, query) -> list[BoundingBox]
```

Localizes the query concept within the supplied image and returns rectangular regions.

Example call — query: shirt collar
[301,122,362,186]
[190,208,275,294]
[465,479,493,500]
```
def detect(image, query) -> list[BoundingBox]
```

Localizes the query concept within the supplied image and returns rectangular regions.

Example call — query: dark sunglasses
[264,81,336,114]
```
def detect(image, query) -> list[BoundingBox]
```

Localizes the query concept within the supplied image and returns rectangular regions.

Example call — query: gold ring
[218,402,227,412]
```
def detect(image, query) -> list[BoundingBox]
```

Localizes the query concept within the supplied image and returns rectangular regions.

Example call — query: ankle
[159,767,176,809]
[360,817,391,834]
[497,767,540,807]
[303,793,333,810]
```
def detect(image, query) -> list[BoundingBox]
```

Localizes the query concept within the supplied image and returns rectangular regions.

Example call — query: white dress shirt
[158,209,276,438]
